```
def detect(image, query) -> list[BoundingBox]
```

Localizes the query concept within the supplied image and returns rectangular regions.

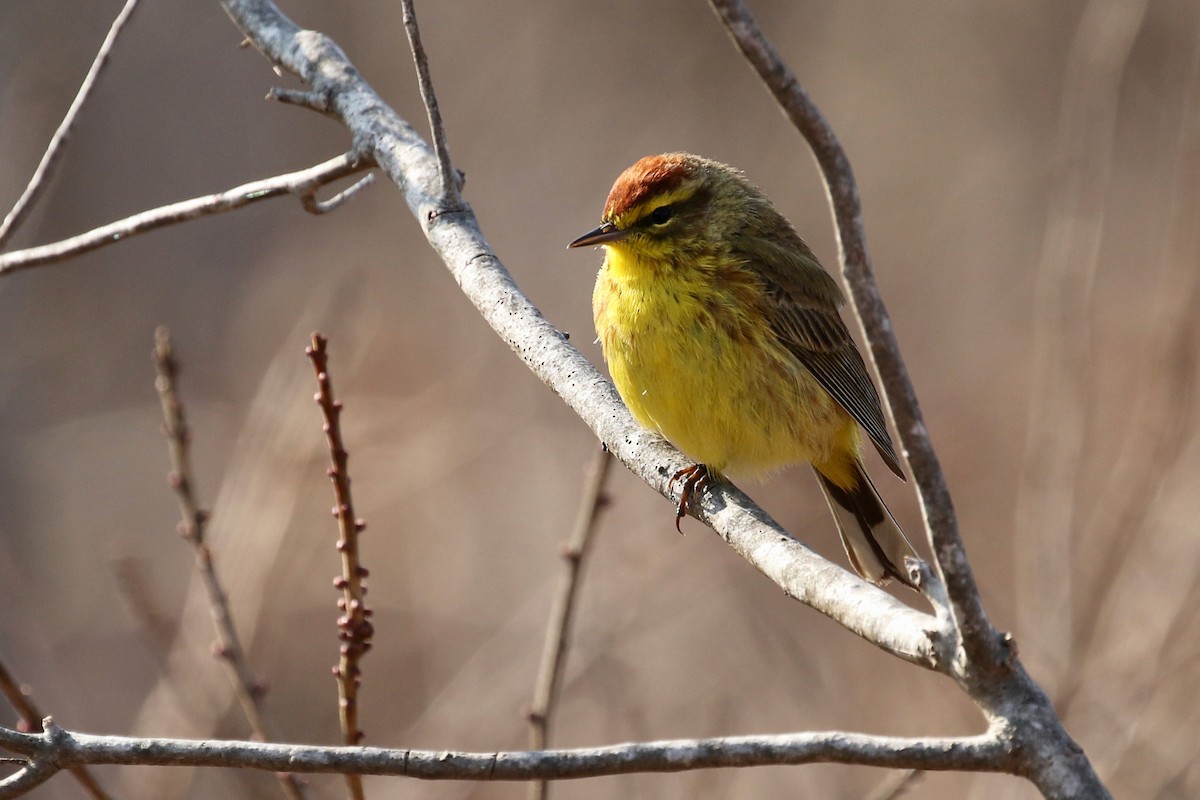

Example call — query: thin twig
[0,153,372,275]
[0,720,1010,784]
[527,447,613,800]
[111,556,178,655]
[0,658,113,800]
[268,87,331,113]
[400,0,458,201]
[0,755,58,800]
[153,328,307,800]
[0,0,143,247]
[306,334,372,800]
[862,768,921,800]
[303,174,376,214]
[0,662,38,736]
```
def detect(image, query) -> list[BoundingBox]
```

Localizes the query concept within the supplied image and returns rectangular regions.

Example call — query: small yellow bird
[569,153,917,587]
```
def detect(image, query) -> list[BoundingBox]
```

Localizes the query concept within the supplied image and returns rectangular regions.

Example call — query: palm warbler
[569,153,917,587]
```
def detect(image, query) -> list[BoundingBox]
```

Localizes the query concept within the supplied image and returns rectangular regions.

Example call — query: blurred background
[2,1,1198,797]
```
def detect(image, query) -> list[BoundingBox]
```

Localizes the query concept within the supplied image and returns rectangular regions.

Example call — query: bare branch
[706,0,997,669]
[0,153,372,276]
[303,174,376,215]
[217,0,941,669]
[706,2,1110,797]
[400,0,457,202]
[305,333,372,800]
[0,662,39,736]
[528,447,613,800]
[0,658,113,800]
[0,721,1010,783]
[0,755,58,800]
[153,328,307,800]
[268,87,330,113]
[0,0,143,247]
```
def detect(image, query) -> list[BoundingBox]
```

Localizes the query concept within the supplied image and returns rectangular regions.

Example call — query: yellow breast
[593,246,855,478]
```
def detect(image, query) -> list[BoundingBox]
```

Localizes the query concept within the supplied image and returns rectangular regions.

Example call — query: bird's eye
[649,205,674,225]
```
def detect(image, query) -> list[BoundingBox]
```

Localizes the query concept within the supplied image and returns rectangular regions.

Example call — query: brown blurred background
[2,1,1198,798]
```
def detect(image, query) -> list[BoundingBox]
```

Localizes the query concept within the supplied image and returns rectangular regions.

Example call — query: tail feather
[813,463,918,589]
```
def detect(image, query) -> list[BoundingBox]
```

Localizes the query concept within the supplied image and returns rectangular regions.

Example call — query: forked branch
[0,154,373,276]
[218,0,942,670]
[0,659,112,800]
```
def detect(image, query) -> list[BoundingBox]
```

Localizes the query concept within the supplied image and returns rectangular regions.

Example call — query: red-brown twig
[0,0,143,247]
[527,447,613,800]
[305,333,372,800]
[0,153,373,275]
[153,327,307,800]
[0,658,112,800]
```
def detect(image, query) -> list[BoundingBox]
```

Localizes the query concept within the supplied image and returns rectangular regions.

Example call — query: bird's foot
[668,464,710,534]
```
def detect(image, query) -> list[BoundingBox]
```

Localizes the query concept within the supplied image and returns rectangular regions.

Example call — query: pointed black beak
[567,222,628,248]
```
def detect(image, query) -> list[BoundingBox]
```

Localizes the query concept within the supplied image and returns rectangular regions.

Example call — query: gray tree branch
[0,153,372,275]
[0,0,143,247]
[0,718,1006,792]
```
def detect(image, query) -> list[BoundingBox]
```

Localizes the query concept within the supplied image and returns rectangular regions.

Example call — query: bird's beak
[568,222,628,248]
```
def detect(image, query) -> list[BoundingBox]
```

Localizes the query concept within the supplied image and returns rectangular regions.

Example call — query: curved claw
[668,464,710,534]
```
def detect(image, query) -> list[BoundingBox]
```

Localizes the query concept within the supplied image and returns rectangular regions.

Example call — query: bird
[568,152,918,588]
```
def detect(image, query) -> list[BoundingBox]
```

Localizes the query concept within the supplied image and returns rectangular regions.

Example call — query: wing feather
[735,230,905,480]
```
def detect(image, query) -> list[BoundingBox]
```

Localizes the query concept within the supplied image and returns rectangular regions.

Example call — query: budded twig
[527,447,613,800]
[0,658,113,800]
[306,333,373,800]
[153,328,307,800]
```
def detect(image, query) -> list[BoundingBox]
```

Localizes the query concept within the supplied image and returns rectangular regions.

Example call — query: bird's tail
[813,462,918,589]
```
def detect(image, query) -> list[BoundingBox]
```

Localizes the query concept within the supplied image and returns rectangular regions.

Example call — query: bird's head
[568,153,760,260]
